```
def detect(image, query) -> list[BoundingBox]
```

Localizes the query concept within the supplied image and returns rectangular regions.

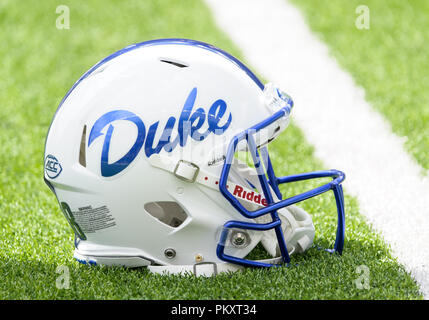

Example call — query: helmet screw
[195,254,203,263]
[231,231,250,248]
[164,248,176,259]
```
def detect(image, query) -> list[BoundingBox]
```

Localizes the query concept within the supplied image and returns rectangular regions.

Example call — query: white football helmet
[44,39,345,276]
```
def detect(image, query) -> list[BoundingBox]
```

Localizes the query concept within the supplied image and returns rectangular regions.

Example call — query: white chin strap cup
[257,205,315,258]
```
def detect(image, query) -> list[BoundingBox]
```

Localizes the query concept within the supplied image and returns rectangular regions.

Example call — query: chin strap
[147,154,315,276]
[147,256,284,276]
[149,154,270,208]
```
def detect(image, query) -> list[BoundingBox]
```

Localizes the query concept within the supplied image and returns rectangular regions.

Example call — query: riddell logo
[233,185,268,207]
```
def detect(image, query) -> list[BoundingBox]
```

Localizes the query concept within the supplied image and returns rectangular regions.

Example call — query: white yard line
[205,0,429,297]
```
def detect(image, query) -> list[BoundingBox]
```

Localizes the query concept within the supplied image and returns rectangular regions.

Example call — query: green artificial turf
[289,0,429,172]
[0,0,422,299]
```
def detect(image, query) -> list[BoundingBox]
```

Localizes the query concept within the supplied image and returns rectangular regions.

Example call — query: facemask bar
[217,107,346,268]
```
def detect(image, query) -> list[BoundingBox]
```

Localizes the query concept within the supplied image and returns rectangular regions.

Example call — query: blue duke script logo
[88,87,232,177]
[45,154,62,179]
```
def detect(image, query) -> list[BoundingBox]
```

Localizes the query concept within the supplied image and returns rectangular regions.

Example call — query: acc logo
[45,154,62,179]
[88,87,232,177]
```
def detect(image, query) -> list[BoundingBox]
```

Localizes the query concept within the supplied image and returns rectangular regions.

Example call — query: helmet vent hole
[79,125,87,167]
[144,201,188,228]
[159,57,189,68]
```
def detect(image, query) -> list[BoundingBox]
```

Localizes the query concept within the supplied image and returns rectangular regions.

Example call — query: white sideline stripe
[205,0,429,297]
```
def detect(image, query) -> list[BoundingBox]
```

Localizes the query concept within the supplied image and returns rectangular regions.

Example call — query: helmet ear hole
[144,201,188,228]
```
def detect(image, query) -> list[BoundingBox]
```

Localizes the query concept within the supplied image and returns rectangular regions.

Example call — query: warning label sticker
[71,205,117,233]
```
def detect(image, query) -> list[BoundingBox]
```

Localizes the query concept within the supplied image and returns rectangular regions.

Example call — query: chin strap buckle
[173,160,200,183]
[193,261,218,277]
